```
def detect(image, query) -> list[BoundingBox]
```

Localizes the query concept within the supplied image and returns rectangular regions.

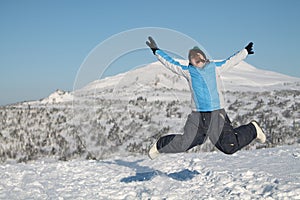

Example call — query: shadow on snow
[103,159,200,183]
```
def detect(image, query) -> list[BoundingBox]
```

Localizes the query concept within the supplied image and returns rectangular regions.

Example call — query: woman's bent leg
[213,117,257,154]
[157,112,207,153]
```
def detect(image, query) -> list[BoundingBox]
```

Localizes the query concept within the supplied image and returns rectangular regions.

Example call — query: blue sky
[0,0,299,106]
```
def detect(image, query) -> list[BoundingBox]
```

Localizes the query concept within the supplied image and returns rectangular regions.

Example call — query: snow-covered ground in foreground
[0,145,299,200]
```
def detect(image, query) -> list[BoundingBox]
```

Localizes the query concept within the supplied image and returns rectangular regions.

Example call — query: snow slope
[218,61,300,91]
[0,144,299,199]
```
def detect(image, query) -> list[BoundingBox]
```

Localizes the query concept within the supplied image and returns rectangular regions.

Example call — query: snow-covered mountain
[30,59,299,106]
[16,59,296,107]
[75,60,299,100]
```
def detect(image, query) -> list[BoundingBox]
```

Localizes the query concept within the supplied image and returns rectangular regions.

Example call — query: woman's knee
[220,145,239,155]
[215,134,239,155]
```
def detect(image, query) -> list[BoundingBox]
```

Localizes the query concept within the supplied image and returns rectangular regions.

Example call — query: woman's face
[190,53,206,68]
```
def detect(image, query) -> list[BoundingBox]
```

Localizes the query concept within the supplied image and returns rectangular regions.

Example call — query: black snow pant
[156,109,257,155]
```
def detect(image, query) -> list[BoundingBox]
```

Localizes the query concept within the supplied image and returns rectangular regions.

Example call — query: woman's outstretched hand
[245,42,254,55]
[146,36,159,54]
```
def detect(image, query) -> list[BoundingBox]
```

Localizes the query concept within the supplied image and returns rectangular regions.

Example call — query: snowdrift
[0,145,299,199]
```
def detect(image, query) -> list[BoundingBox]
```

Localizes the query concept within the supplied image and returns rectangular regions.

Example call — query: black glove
[146,36,159,54]
[245,42,254,54]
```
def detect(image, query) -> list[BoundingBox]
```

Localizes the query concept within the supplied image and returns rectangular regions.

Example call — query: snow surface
[0,145,299,199]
